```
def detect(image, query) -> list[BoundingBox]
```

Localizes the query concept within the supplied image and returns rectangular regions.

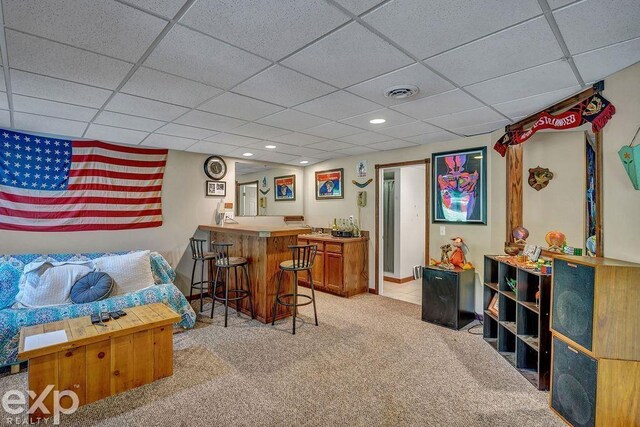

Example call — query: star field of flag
[0,130,72,191]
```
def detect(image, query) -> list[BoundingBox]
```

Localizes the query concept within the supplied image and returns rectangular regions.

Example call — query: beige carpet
[0,292,563,426]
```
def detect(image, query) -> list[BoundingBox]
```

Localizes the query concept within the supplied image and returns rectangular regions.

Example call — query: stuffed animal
[450,237,469,268]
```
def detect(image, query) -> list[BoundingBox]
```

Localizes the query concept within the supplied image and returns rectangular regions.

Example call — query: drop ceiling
[0,0,638,166]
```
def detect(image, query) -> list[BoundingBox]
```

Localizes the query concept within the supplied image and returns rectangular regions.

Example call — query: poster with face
[432,147,486,224]
[274,175,295,201]
[315,168,344,200]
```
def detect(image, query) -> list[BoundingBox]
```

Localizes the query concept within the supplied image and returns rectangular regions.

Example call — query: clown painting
[432,147,486,224]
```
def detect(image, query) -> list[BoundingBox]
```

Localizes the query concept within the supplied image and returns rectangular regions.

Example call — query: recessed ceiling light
[265,144,276,149]
[300,160,309,164]
[369,118,386,124]
[242,152,253,157]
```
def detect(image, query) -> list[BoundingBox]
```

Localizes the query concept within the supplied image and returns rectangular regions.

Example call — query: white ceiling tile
[367,139,418,150]
[14,112,87,138]
[339,108,414,130]
[255,152,298,164]
[206,133,261,147]
[346,64,454,106]
[226,147,273,160]
[304,122,362,139]
[425,17,563,86]
[547,0,575,8]
[270,132,325,146]
[155,123,217,139]
[144,25,270,89]
[12,95,98,122]
[337,145,377,156]
[492,86,581,119]
[285,157,323,166]
[553,0,640,54]
[242,139,290,151]
[573,37,640,83]
[122,67,223,108]
[4,0,166,62]
[333,0,386,15]
[10,70,112,108]
[142,133,197,150]
[405,130,459,145]
[0,93,8,110]
[230,122,291,139]
[293,91,380,120]
[282,22,413,88]
[233,65,335,107]
[198,93,284,121]
[306,140,354,151]
[186,141,238,155]
[105,93,189,121]
[336,131,393,145]
[94,111,165,132]
[85,124,149,144]
[377,121,440,138]
[276,145,327,158]
[6,30,131,89]
[256,109,329,131]
[450,119,511,136]
[0,67,6,91]
[391,89,484,120]
[427,107,505,129]
[174,110,246,132]
[124,0,186,19]
[363,0,541,59]
[0,110,10,128]
[464,60,579,105]
[311,150,345,160]
[180,0,349,61]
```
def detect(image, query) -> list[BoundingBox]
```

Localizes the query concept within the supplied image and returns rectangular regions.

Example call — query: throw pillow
[15,261,94,307]
[70,272,114,304]
[93,250,155,295]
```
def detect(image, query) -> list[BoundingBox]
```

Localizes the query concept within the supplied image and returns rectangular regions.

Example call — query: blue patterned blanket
[0,251,196,367]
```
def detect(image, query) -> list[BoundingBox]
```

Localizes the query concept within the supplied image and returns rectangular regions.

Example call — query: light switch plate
[440,226,446,236]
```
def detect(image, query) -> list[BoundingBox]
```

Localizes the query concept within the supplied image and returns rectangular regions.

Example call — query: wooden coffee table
[18,303,180,422]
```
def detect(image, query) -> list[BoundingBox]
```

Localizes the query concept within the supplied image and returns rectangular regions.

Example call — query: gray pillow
[71,272,114,304]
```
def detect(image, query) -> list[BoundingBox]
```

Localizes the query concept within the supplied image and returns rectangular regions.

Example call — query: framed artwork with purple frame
[432,146,487,225]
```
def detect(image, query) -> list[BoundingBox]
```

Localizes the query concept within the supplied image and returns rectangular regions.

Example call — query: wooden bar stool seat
[211,242,254,327]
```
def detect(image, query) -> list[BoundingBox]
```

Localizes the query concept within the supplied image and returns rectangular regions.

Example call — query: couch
[0,251,196,368]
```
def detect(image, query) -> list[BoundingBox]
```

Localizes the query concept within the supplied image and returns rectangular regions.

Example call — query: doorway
[375,160,430,304]
[237,181,258,216]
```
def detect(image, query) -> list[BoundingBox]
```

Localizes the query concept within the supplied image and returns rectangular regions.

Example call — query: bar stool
[272,244,318,334]
[211,242,255,327]
[189,237,219,313]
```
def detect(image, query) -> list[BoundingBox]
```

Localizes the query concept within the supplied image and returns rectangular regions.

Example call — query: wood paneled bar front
[198,224,310,324]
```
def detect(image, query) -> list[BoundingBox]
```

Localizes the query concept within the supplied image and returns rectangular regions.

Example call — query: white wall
[236,166,304,216]
[522,131,585,248]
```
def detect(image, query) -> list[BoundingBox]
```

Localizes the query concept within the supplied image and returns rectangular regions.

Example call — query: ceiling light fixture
[265,145,276,149]
[242,152,253,157]
[369,118,386,124]
[300,160,309,164]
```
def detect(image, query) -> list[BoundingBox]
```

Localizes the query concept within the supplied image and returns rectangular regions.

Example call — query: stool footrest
[275,293,314,307]
[213,289,251,303]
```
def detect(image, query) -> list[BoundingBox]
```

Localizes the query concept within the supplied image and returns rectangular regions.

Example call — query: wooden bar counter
[198,224,310,324]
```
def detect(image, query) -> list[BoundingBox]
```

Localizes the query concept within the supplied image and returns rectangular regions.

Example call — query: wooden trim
[595,130,604,257]
[507,85,598,132]
[374,158,430,294]
[368,288,378,295]
[505,145,523,243]
[383,275,415,284]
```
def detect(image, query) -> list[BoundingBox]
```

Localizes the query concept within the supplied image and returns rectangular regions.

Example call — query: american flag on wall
[0,128,168,232]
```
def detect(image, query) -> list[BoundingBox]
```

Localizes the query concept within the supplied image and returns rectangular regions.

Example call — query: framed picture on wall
[432,146,487,224]
[206,180,226,197]
[315,168,344,200]
[274,174,296,201]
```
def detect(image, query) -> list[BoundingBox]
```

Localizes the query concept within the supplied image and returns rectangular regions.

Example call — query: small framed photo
[206,180,226,197]
[315,168,344,200]
[274,174,296,201]
[356,160,368,178]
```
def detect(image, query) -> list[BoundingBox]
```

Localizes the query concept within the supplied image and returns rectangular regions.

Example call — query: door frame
[236,180,259,216]
[374,159,430,294]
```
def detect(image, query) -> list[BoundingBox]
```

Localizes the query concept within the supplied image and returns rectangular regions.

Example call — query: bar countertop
[198,224,310,237]
[298,233,368,243]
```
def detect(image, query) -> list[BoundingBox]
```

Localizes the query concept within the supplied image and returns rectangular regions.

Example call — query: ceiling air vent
[384,85,419,99]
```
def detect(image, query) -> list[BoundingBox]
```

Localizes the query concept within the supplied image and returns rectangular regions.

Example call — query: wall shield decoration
[528,166,554,191]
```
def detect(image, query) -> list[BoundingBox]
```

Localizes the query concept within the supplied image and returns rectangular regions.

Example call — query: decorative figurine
[439,244,454,270]
[528,166,554,191]
[545,231,566,252]
[512,226,529,244]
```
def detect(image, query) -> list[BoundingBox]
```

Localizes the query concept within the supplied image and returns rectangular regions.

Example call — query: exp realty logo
[2,386,79,425]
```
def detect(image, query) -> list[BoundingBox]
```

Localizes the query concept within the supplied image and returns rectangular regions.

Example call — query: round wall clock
[204,156,227,180]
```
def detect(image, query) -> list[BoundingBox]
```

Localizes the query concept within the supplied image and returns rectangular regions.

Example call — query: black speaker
[551,336,597,427]
[422,267,474,330]
[552,259,595,351]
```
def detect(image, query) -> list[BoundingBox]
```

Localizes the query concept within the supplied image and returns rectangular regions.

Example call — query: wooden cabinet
[298,234,368,297]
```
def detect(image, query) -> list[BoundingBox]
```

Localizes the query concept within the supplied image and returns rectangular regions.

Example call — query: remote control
[109,311,120,320]
[116,309,127,317]
[90,313,101,324]
[100,312,110,322]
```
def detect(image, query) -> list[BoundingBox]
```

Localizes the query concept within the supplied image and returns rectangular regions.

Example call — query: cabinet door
[311,250,324,288]
[422,269,459,328]
[325,252,343,294]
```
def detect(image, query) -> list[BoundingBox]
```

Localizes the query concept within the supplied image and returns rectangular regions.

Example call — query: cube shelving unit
[483,255,551,390]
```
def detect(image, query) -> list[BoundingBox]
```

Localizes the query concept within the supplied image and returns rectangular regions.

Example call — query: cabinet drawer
[325,243,342,253]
